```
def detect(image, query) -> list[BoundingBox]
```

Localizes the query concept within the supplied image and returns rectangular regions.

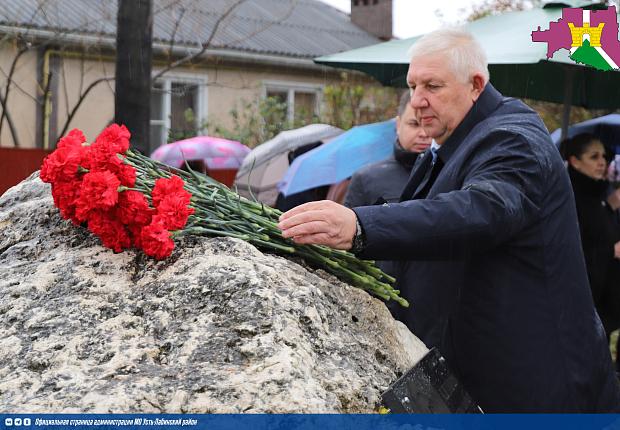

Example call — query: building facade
[0,0,388,154]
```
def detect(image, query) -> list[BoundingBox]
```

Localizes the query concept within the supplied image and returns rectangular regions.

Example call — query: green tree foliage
[524,99,609,134]
[167,108,197,143]
[203,73,398,148]
[466,0,615,133]
[322,73,398,130]
[466,0,537,22]
[207,96,291,148]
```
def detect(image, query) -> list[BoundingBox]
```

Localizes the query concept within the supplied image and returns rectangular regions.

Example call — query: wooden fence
[0,148,238,197]
[0,148,52,196]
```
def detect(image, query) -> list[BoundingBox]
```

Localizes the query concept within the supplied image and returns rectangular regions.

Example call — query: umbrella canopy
[550,113,620,153]
[315,3,620,115]
[150,136,250,170]
[234,124,343,206]
[278,119,397,197]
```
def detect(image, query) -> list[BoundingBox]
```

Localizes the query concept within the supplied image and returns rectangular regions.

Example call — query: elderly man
[278,28,620,412]
[344,91,431,207]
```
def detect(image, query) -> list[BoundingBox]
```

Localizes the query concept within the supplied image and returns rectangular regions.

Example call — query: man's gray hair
[407,28,489,84]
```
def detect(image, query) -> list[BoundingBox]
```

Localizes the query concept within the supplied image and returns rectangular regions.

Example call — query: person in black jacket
[343,91,431,207]
[279,28,620,412]
[566,133,620,344]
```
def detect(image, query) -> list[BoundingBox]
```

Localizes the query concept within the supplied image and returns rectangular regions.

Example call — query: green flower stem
[124,150,407,307]
[179,227,250,241]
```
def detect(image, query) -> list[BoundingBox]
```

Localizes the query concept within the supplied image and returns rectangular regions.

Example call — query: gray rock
[0,173,427,413]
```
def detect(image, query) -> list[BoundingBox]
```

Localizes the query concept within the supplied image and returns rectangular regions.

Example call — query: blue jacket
[354,84,620,412]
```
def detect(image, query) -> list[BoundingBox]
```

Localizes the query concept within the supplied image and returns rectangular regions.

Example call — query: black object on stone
[381,348,483,413]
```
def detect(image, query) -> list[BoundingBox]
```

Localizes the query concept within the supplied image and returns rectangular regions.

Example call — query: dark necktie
[430,146,439,166]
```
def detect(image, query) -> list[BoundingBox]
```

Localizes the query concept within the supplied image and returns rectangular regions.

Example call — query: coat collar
[393,139,419,170]
[435,83,503,164]
[568,164,609,200]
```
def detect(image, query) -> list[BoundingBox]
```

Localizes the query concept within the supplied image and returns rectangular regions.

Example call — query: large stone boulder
[0,173,427,413]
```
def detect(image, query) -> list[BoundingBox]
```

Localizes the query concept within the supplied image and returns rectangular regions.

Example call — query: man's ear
[471,73,486,102]
[395,115,401,130]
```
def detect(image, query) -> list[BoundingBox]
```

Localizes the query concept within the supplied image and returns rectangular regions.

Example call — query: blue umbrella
[550,114,620,154]
[278,119,396,196]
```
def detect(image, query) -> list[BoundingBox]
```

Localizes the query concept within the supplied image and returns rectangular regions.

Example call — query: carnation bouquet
[40,125,407,307]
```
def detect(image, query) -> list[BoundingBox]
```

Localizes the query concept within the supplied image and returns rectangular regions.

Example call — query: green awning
[315,4,620,110]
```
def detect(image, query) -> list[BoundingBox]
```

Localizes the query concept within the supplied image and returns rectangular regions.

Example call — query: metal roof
[0,0,381,59]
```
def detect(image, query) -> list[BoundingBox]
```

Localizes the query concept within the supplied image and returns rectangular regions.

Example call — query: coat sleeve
[354,132,545,261]
[343,171,369,208]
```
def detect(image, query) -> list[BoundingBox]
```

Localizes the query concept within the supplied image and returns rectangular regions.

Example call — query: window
[294,92,318,123]
[263,81,322,124]
[150,74,206,150]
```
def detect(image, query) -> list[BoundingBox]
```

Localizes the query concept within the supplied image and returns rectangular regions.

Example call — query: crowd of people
[564,133,620,369]
[278,28,620,412]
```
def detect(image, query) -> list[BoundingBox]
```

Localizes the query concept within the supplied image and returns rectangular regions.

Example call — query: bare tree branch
[153,0,298,83]
[0,61,40,104]
[60,50,70,124]
[0,89,21,147]
[58,76,115,138]
[152,0,186,16]
[78,52,86,95]
[152,0,246,81]
[0,42,30,138]
[165,5,185,70]
[0,0,54,147]
[214,0,297,48]
[0,0,299,148]
[0,0,116,148]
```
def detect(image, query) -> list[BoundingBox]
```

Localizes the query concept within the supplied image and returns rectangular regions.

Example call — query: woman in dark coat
[566,133,620,342]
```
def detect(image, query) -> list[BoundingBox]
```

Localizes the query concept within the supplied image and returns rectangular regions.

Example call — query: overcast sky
[319,0,482,38]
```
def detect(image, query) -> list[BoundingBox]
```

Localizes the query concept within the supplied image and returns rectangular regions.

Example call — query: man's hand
[614,241,620,260]
[278,200,357,250]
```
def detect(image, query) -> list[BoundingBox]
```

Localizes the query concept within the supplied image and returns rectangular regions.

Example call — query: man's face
[396,103,431,153]
[406,54,483,145]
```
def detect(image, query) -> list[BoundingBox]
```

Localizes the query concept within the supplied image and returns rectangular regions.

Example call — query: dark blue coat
[353,84,620,412]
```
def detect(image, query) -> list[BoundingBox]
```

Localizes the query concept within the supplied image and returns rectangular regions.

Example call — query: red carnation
[116,190,153,226]
[87,209,132,253]
[94,124,130,155]
[74,171,121,221]
[86,124,131,175]
[116,163,136,187]
[154,194,195,231]
[141,220,175,260]
[87,151,136,187]
[151,175,189,208]
[128,224,144,249]
[51,180,81,225]
[57,128,86,150]
[87,143,120,173]
[40,145,84,184]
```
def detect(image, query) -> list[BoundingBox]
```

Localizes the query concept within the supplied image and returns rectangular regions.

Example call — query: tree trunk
[114,0,152,154]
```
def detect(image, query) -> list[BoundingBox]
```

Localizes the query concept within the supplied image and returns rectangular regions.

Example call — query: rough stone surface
[0,173,427,413]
